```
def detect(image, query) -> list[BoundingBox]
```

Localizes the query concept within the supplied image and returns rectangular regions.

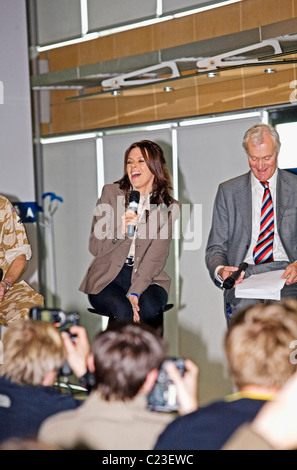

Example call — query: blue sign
[12,202,42,223]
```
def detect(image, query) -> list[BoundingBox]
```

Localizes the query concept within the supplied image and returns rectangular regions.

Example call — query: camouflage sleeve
[0,196,32,266]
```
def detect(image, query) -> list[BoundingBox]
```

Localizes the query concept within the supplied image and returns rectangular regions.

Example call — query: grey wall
[0,0,38,288]
[42,138,98,337]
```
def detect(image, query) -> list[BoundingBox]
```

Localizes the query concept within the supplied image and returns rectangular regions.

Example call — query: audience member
[38,322,198,450]
[222,369,297,450]
[154,299,297,450]
[0,319,84,443]
[0,438,61,450]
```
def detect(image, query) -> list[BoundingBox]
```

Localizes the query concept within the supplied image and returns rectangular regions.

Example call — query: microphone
[127,190,140,237]
[223,262,248,290]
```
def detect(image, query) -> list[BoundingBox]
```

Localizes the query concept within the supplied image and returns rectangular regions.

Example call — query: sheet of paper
[235,270,286,300]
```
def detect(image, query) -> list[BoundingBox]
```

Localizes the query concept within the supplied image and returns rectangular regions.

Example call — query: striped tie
[253,181,274,264]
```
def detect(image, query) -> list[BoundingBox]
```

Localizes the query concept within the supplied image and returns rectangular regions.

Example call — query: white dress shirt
[127,193,150,260]
[244,169,289,264]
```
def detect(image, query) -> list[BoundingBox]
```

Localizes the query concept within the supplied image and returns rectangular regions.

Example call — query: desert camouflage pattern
[0,196,44,326]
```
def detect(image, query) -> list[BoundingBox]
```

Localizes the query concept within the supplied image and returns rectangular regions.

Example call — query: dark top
[154,394,269,450]
[0,376,81,443]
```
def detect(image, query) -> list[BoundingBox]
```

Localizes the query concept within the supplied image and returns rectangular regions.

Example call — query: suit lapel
[276,169,292,229]
[236,172,252,239]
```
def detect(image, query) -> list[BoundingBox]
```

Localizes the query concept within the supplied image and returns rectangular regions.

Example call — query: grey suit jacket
[79,183,179,297]
[205,169,297,284]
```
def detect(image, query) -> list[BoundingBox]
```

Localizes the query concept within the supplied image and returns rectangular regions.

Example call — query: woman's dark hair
[115,140,174,207]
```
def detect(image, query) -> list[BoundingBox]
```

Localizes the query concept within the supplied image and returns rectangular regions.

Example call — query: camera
[29,306,79,332]
[148,357,185,413]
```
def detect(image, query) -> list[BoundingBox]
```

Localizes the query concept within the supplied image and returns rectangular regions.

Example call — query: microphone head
[129,190,140,203]
[222,277,235,290]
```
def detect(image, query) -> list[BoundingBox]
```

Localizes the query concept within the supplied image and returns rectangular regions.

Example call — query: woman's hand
[121,209,138,235]
[128,294,140,323]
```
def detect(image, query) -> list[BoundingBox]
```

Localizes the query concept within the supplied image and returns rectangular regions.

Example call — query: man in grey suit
[206,123,297,322]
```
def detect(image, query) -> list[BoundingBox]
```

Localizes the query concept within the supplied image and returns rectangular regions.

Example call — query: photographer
[38,322,198,450]
[154,300,297,450]
[0,319,85,444]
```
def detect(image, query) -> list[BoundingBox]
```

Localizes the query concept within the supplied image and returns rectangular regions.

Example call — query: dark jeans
[88,264,168,327]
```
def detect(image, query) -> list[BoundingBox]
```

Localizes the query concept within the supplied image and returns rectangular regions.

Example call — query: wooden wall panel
[46,0,297,72]
[36,0,297,135]
[155,82,199,122]
[241,0,295,30]
[198,74,245,115]
[46,65,296,135]
[152,15,197,49]
[192,2,242,39]
[242,68,297,109]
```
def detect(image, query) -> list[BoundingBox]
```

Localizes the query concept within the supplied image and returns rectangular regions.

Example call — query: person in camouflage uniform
[0,196,43,326]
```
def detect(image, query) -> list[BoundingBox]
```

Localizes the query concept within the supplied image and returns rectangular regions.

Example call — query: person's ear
[41,370,57,386]
[87,353,95,373]
[139,368,159,395]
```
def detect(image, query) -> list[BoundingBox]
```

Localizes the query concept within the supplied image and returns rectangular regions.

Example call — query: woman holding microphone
[79,140,179,328]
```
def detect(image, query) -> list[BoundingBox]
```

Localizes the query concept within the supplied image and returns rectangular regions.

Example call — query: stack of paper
[235,270,286,300]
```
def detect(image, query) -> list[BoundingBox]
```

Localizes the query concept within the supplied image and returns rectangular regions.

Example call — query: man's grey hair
[242,123,281,155]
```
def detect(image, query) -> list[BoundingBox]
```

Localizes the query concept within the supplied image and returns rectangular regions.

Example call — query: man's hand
[0,282,7,302]
[0,254,27,302]
[218,266,245,285]
[165,359,199,415]
[61,326,90,378]
[282,262,297,285]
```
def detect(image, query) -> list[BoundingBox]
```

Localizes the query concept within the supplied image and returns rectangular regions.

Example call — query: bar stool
[87,303,174,336]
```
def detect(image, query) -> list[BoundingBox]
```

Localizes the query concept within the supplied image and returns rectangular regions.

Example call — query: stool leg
[153,310,164,337]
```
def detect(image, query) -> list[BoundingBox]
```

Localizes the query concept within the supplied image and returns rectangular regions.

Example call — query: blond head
[0,320,66,386]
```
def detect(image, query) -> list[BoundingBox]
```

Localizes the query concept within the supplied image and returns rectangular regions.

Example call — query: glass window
[276,122,297,170]
[36,0,82,45]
